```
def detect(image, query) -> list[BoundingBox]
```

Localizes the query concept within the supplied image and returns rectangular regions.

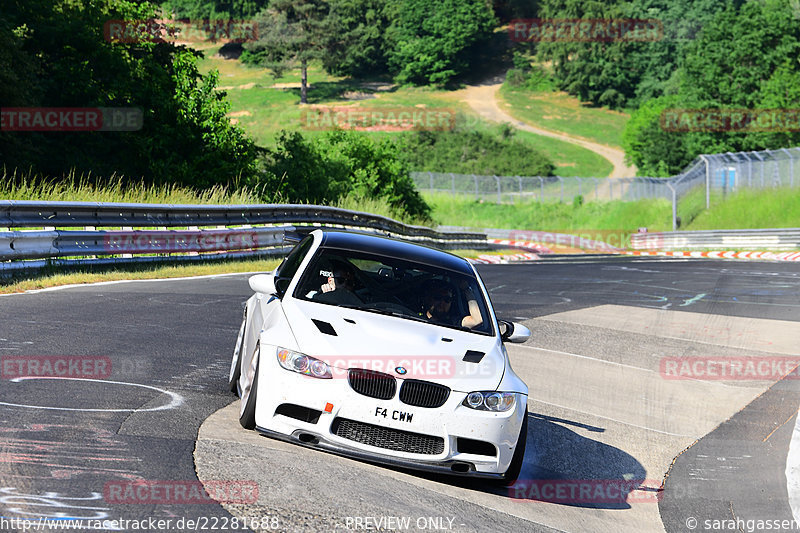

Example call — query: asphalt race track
[1,257,798,532]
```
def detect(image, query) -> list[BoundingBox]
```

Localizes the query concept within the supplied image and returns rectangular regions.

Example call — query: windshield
[293,247,493,336]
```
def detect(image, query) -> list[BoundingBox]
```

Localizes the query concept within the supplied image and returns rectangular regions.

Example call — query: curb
[468,252,540,264]
[624,250,800,261]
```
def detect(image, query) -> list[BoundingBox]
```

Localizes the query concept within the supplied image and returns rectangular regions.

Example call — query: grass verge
[497,84,630,149]
[425,192,673,232]
[0,258,282,294]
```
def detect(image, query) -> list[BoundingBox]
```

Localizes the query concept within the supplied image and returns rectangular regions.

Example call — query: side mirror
[249,273,277,295]
[499,320,531,343]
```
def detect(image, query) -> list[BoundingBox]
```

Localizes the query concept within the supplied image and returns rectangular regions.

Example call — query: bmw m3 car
[229,229,531,482]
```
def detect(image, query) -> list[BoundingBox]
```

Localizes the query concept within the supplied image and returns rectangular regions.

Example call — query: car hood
[282,298,505,392]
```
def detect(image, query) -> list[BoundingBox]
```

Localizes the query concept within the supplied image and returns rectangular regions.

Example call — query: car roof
[317,230,474,275]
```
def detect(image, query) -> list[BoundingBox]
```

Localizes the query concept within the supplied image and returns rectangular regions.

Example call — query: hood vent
[463,350,485,363]
[311,319,337,336]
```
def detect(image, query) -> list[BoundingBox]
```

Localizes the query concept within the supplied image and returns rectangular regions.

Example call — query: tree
[242,0,330,104]
[383,0,497,86]
[623,0,800,172]
[0,0,258,187]
[162,0,270,20]
[322,0,390,78]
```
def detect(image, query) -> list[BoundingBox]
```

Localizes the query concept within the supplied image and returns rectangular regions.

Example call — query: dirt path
[453,80,637,178]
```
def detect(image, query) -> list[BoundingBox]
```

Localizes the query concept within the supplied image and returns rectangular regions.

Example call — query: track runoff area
[0,257,798,532]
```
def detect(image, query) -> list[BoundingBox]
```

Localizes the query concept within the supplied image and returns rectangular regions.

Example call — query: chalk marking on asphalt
[0,377,184,412]
[680,293,707,307]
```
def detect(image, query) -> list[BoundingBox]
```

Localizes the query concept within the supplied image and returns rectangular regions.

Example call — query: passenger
[420,279,483,329]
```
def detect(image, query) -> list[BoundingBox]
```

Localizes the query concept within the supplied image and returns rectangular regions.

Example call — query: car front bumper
[253,345,528,476]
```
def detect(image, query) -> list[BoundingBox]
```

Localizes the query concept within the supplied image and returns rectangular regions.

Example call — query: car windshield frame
[291,246,495,336]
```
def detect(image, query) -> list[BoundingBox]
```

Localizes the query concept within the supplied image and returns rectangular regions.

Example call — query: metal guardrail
[631,228,800,250]
[0,201,490,272]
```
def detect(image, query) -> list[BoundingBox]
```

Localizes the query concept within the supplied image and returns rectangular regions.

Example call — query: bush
[398,126,556,176]
[258,130,431,220]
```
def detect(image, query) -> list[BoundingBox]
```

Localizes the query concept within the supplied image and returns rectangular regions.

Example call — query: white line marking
[0,377,184,412]
[515,343,751,389]
[0,271,267,297]
[527,397,698,438]
[786,411,800,525]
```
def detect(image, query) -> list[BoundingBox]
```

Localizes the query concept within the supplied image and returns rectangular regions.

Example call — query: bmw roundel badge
[395,366,408,375]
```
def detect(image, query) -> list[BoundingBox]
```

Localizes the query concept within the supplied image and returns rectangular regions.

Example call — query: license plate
[374,406,414,423]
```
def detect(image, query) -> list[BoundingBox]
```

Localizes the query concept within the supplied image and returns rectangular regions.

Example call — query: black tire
[239,349,260,430]
[500,408,528,486]
[228,317,246,394]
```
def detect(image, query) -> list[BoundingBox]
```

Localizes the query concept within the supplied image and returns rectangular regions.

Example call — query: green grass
[198,43,614,175]
[0,258,281,293]
[685,187,800,230]
[425,192,672,232]
[498,84,631,148]
[0,170,262,204]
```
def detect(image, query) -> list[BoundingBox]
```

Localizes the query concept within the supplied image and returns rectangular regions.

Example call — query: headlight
[277,348,332,379]
[462,391,515,412]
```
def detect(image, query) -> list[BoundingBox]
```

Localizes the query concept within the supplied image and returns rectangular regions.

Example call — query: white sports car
[229,229,531,482]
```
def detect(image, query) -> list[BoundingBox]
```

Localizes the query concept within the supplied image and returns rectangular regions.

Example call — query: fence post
[473,174,479,200]
[560,177,564,203]
[539,177,544,202]
[700,154,710,209]
[449,173,455,195]
[429,171,434,192]
[667,180,678,231]
[494,175,501,204]
[783,148,795,187]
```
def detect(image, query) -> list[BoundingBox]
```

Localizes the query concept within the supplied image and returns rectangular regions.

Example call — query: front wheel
[228,315,247,394]
[239,345,260,430]
[500,408,528,486]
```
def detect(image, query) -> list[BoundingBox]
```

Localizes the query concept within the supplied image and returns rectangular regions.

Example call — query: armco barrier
[631,228,800,251]
[0,200,490,272]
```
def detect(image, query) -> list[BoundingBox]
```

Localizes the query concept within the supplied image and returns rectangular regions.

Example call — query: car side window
[275,235,314,297]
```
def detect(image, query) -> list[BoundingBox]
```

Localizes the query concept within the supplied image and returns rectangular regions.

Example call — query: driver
[315,260,362,305]
[420,279,483,329]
